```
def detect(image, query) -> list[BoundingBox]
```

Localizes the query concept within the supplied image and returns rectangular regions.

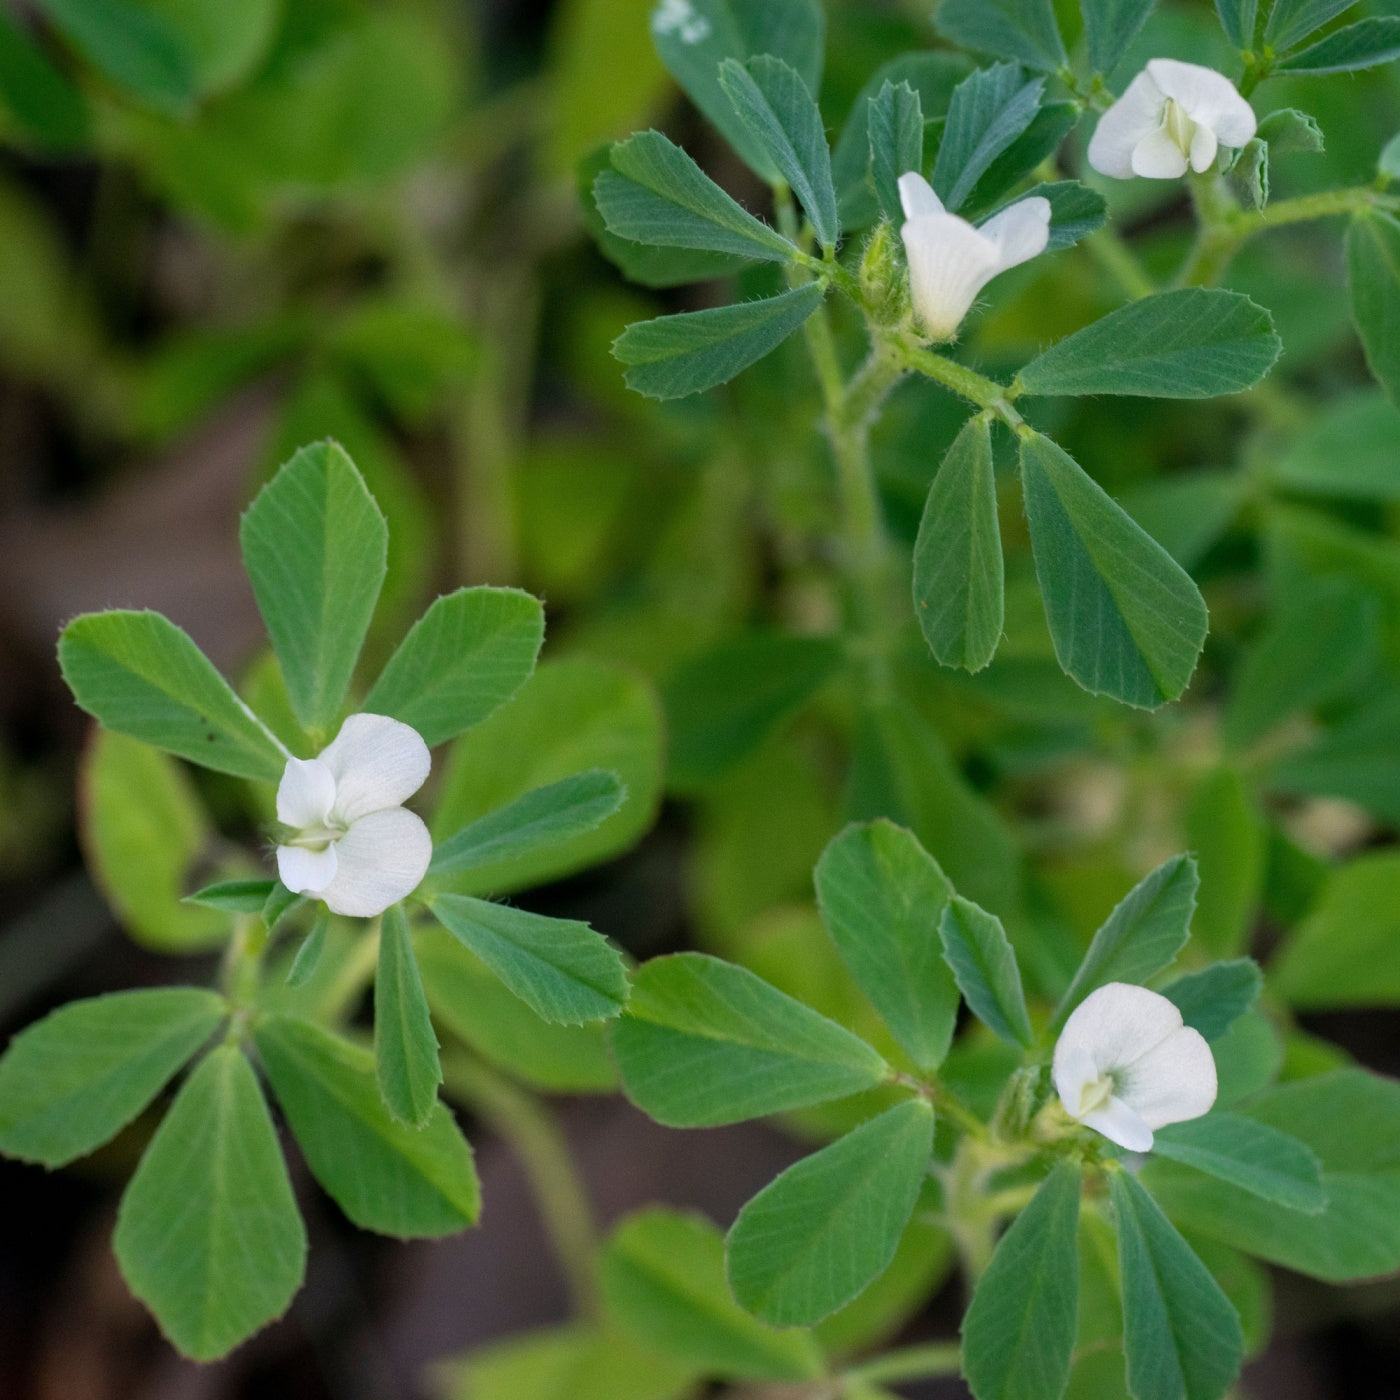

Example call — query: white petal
[1147,58,1256,147]
[318,713,431,824]
[980,196,1051,273]
[1131,127,1191,179]
[900,212,1002,341]
[1189,123,1219,173]
[1054,1043,1100,1118]
[276,757,337,829]
[277,841,338,896]
[1082,1096,1155,1152]
[317,807,433,918]
[1055,982,1184,1077]
[1117,1025,1218,1129]
[1087,68,1166,179]
[898,171,943,220]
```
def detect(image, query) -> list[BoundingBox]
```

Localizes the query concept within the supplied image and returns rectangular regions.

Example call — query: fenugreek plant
[5,0,1400,1397]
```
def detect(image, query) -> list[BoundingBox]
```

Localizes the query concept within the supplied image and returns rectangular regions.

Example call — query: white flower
[897,172,1051,342]
[1087,59,1256,181]
[274,713,432,918]
[1052,982,1217,1152]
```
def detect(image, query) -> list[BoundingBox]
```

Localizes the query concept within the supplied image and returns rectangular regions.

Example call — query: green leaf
[1256,106,1325,153]
[362,586,544,749]
[59,610,288,782]
[913,414,1004,673]
[938,895,1033,1048]
[868,80,923,227]
[81,730,228,951]
[375,904,441,1126]
[141,0,280,95]
[1036,180,1109,251]
[664,631,842,788]
[432,658,663,895]
[239,440,387,734]
[1271,852,1400,1008]
[1121,471,1244,571]
[1144,1069,1400,1281]
[726,1099,935,1326]
[418,926,617,1093]
[1186,769,1265,960]
[1020,433,1209,709]
[1267,692,1400,825]
[1018,290,1280,398]
[650,0,824,183]
[0,10,90,149]
[184,878,277,914]
[1274,391,1400,499]
[1214,0,1257,48]
[613,282,825,399]
[1110,1169,1244,1400]
[1347,211,1400,407]
[815,821,958,1072]
[1053,856,1198,1028]
[717,56,838,249]
[612,952,888,1127]
[1161,961,1261,1041]
[254,1015,479,1237]
[1277,16,1400,71]
[594,130,797,262]
[962,102,1078,219]
[430,771,626,878]
[936,0,1066,71]
[262,881,303,932]
[962,1162,1082,1400]
[114,1046,305,1361]
[0,988,225,1167]
[430,894,628,1025]
[600,1208,823,1380]
[34,0,194,113]
[1081,0,1157,74]
[287,910,330,988]
[1152,1114,1326,1212]
[932,64,1045,212]
[1381,130,1400,181]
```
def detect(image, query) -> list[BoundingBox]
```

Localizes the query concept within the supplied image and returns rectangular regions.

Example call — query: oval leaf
[938,895,1032,1048]
[375,903,441,1126]
[1152,1113,1326,1213]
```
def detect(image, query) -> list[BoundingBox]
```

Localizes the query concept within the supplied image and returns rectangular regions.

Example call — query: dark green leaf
[1152,1114,1326,1212]
[1020,434,1209,708]
[287,911,330,988]
[913,414,1004,672]
[1277,16,1400,72]
[0,988,225,1167]
[962,103,1079,218]
[114,1047,305,1361]
[1110,1169,1244,1400]
[814,820,958,1072]
[1054,856,1197,1028]
[594,129,797,262]
[1160,961,1261,1041]
[1347,211,1400,407]
[0,10,90,149]
[58,610,289,782]
[240,440,387,733]
[1017,289,1281,398]
[933,64,1045,212]
[868,80,923,227]
[718,56,838,249]
[1082,0,1157,74]
[1035,180,1109,250]
[936,0,1066,71]
[375,904,441,1126]
[726,1100,935,1325]
[1214,0,1258,48]
[262,881,303,932]
[255,1015,479,1237]
[184,879,277,914]
[612,952,888,1127]
[613,281,825,399]
[938,895,1033,1048]
[962,1162,1081,1400]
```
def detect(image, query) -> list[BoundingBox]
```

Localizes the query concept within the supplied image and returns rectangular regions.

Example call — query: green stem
[441,1052,600,1318]
[1085,224,1157,300]
[843,1341,962,1386]
[894,342,1024,432]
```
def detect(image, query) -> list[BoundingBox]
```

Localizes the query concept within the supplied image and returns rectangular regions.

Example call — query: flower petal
[1054,1043,1100,1118]
[1131,127,1191,179]
[277,841,338,896]
[1117,1025,1218,1129]
[318,712,431,824]
[1189,123,1218,173]
[1146,58,1256,148]
[1087,68,1166,179]
[318,807,433,918]
[898,171,943,220]
[980,196,1051,274]
[900,212,1002,341]
[1082,1096,1155,1152]
[1056,982,1184,1077]
[276,757,337,829]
